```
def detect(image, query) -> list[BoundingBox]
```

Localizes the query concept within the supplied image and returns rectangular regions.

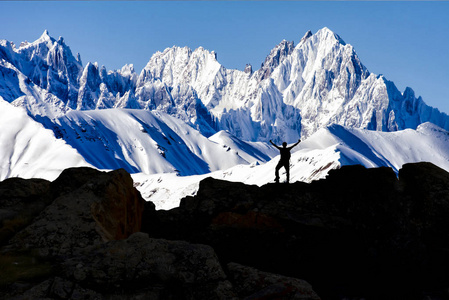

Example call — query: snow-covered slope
[2,28,449,143]
[35,108,276,176]
[208,130,278,163]
[0,99,92,181]
[134,122,449,210]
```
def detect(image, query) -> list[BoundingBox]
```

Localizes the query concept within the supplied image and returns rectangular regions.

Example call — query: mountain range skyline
[1,26,449,170]
[2,1,448,114]
[2,27,448,145]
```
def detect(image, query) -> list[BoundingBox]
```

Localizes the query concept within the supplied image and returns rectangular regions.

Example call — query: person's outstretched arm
[270,140,281,150]
[288,139,301,150]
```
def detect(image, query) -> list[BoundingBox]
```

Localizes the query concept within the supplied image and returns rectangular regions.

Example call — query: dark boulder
[3,168,146,257]
[0,167,149,298]
[62,232,236,299]
[144,163,449,299]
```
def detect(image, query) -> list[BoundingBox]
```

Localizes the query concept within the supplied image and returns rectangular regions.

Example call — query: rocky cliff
[1,163,449,299]
[0,167,319,299]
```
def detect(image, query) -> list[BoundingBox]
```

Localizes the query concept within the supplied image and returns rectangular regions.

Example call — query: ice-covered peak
[192,46,220,62]
[14,30,55,52]
[35,29,55,45]
[142,45,222,85]
[41,29,51,39]
[300,30,313,43]
[141,44,222,88]
[120,64,136,76]
[144,46,190,69]
[263,39,295,65]
[315,27,346,45]
[257,39,295,80]
[0,40,16,57]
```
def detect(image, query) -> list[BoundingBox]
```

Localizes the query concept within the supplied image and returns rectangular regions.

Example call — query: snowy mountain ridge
[2,27,449,143]
[0,98,277,180]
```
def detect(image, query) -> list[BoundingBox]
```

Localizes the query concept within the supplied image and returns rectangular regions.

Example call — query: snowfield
[0,99,92,181]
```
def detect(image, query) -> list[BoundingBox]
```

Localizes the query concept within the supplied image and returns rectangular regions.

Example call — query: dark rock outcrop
[62,232,236,299]
[0,167,147,298]
[0,167,319,299]
[2,162,449,299]
[3,167,145,257]
[144,162,449,299]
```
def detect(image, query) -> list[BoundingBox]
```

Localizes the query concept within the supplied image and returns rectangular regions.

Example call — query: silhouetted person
[270,139,301,183]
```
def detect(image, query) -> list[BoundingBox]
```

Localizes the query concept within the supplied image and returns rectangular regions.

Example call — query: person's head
[282,142,287,148]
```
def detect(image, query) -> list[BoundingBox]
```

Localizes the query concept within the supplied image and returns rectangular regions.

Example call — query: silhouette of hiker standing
[270,139,301,183]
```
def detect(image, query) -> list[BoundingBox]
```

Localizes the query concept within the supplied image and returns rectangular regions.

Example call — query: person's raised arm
[270,140,281,150]
[288,139,301,150]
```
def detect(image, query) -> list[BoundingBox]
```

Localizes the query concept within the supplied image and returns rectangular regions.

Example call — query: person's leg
[285,161,290,183]
[275,161,282,183]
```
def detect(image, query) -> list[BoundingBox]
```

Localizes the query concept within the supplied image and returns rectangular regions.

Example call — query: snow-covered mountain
[2,28,449,144]
[0,98,277,179]
[134,122,449,210]
[0,99,92,181]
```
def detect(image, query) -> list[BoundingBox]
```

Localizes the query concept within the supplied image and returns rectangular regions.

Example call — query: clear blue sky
[1,1,448,113]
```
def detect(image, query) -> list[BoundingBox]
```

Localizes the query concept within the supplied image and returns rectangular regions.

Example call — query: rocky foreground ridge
[1,162,449,299]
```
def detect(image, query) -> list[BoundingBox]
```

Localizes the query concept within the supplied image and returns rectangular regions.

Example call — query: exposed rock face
[0,166,319,299]
[244,63,252,74]
[143,162,449,299]
[256,39,295,81]
[4,167,145,257]
[62,232,236,299]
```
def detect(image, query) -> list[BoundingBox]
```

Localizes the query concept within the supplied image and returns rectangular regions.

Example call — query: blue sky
[1,1,448,113]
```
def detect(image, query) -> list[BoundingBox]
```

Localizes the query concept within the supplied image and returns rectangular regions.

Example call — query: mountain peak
[258,39,295,81]
[31,29,55,47]
[244,63,253,74]
[40,29,52,41]
[300,30,313,43]
[316,27,346,45]
[403,86,415,98]
[57,36,65,44]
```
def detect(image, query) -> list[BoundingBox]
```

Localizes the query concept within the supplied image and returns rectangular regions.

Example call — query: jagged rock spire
[244,63,252,74]
[300,30,312,43]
